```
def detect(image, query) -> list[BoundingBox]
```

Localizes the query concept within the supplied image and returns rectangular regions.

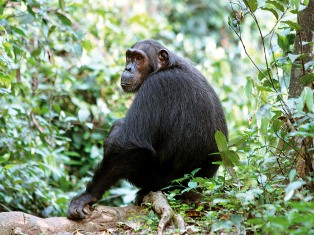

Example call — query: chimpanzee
[67,39,228,220]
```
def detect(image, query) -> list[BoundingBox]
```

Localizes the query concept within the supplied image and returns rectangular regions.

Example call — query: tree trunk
[289,0,314,98]
[288,0,314,189]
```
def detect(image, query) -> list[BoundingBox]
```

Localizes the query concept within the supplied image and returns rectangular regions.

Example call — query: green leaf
[59,0,66,11]
[4,164,15,169]
[187,181,198,189]
[290,0,300,11]
[261,7,278,20]
[288,169,297,182]
[74,43,83,56]
[298,87,314,112]
[215,131,228,152]
[191,168,201,176]
[82,39,94,52]
[277,34,290,51]
[48,25,56,37]
[85,122,93,129]
[288,53,301,63]
[18,13,35,25]
[220,151,238,179]
[0,72,14,87]
[230,214,244,226]
[78,109,90,122]
[267,216,289,226]
[258,69,269,81]
[229,136,248,147]
[282,20,302,30]
[0,153,10,164]
[31,47,42,57]
[0,25,5,32]
[12,26,26,36]
[227,150,240,165]
[285,180,305,201]
[300,73,314,85]
[248,218,265,225]
[267,0,285,12]
[244,0,258,12]
[46,155,57,168]
[215,132,239,179]
[55,12,72,26]
[245,77,253,97]
[0,88,11,94]
[27,5,35,16]
[303,87,314,112]
[226,165,238,180]
[272,119,283,133]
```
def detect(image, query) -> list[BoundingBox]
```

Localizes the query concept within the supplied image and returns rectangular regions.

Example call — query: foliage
[161,0,314,234]
[0,0,168,216]
[0,0,313,234]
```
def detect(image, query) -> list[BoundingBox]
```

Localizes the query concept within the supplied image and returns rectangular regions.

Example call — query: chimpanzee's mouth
[121,82,137,92]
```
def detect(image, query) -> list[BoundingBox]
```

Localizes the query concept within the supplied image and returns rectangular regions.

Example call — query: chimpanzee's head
[120,40,170,92]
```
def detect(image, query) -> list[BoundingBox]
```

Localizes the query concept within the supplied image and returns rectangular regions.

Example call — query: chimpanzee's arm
[67,117,155,220]
[67,153,124,219]
[67,77,162,220]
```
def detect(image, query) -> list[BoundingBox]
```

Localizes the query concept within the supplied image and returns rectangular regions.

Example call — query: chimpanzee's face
[120,48,152,92]
[121,41,170,92]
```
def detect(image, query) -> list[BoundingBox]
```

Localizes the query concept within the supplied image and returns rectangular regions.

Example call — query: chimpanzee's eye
[137,55,143,61]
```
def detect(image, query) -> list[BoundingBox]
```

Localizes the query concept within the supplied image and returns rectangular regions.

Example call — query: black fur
[67,39,228,220]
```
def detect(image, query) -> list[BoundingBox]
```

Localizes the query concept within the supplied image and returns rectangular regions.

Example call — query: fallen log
[0,191,186,235]
[0,205,142,234]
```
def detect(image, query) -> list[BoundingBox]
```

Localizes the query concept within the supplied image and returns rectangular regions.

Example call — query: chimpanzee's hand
[67,192,97,220]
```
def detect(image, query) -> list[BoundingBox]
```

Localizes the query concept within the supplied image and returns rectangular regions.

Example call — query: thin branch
[297,15,307,76]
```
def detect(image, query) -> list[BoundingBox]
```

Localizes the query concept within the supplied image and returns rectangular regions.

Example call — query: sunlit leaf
[85,122,93,129]
[267,216,289,226]
[272,119,283,133]
[244,0,258,12]
[282,20,302,30]
[191,168,201,176]
[59,0,66,11]
[55,12,72,26]
[12,26,26,36]
[31,48,42,57]
[229,136,248,147]
[267,0,285,12]
[298,87,314,112]
[0,153,10,164]
[78,109,90,122]
[288,53,301,63]
[277,34,290,51]
[285,180,305,201]
[288,169,297,182]
[300,73,314,85]
[227,150,240,165]
[248,218,265,225]
[215,131,228,152]
[187,181,198,189]
[46,155,57,168]
[220,151,238,179]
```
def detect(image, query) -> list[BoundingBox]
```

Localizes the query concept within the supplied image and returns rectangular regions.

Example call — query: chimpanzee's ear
[158,49,169,69]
